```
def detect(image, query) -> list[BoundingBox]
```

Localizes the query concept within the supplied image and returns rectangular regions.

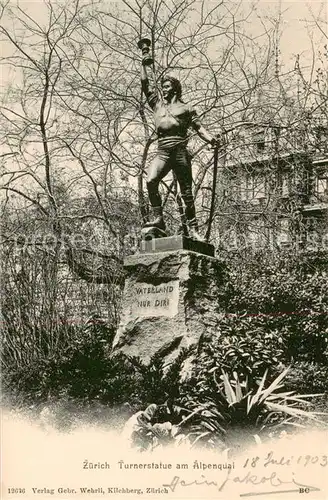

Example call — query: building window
[278,218,289,245]
[315,126,328,153]
[253,176,266,200]
[240,176,250,201]
[253,130,265,153]
[316,175,328,201]
[227,174,238,200]
[240,173,266,202]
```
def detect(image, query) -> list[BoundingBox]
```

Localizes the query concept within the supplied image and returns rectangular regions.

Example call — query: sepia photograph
[1,0,327,498]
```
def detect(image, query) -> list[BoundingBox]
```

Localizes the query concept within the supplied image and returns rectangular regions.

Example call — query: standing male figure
[141,62,217,241]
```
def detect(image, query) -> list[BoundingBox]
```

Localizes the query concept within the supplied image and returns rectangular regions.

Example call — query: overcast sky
[1,0,326,96]
[2,0,326,68]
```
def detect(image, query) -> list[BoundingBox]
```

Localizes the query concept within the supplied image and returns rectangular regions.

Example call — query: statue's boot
[144,206,166,231]
[183,193,205,241]
[188,218,205,242]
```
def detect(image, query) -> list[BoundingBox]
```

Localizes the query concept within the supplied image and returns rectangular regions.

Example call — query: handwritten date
[243,452,328,469]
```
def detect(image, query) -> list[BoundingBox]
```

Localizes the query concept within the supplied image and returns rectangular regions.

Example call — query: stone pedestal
[112,248,226,367]
[140,234,215,257]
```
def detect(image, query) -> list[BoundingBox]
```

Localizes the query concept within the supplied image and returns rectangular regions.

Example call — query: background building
[214,123,328,251]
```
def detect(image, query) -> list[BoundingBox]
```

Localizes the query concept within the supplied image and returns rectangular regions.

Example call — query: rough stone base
[111,250,226,368]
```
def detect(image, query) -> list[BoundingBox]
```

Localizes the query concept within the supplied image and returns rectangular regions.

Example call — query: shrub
[3,317,192,416]
[224,251,328,372]
[199,317,285,383]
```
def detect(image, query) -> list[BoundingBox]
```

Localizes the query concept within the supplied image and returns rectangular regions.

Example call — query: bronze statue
[139,38,217,241]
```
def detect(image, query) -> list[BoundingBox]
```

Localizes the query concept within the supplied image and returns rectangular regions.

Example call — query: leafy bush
[199,317,285,383]
[226,254,328,364]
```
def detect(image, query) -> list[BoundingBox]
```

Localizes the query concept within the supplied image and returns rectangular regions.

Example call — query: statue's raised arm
[140,63,158,110]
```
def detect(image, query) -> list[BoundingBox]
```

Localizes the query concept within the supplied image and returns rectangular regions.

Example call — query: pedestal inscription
[112,250,226,366]
[131,281,179,318]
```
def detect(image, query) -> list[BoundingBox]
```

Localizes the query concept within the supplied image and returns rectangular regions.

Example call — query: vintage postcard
[1,0,327,499]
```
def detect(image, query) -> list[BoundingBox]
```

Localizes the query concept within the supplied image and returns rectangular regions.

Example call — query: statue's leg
[174,148,204,241]
[145,151,171,229]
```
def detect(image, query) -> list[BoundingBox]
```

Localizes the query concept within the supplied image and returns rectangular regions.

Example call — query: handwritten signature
[163,470,320,496]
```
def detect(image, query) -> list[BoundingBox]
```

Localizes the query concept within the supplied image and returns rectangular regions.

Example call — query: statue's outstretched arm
[190,106,217,145]
[194,123,216,145]
[192,122,218,147]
